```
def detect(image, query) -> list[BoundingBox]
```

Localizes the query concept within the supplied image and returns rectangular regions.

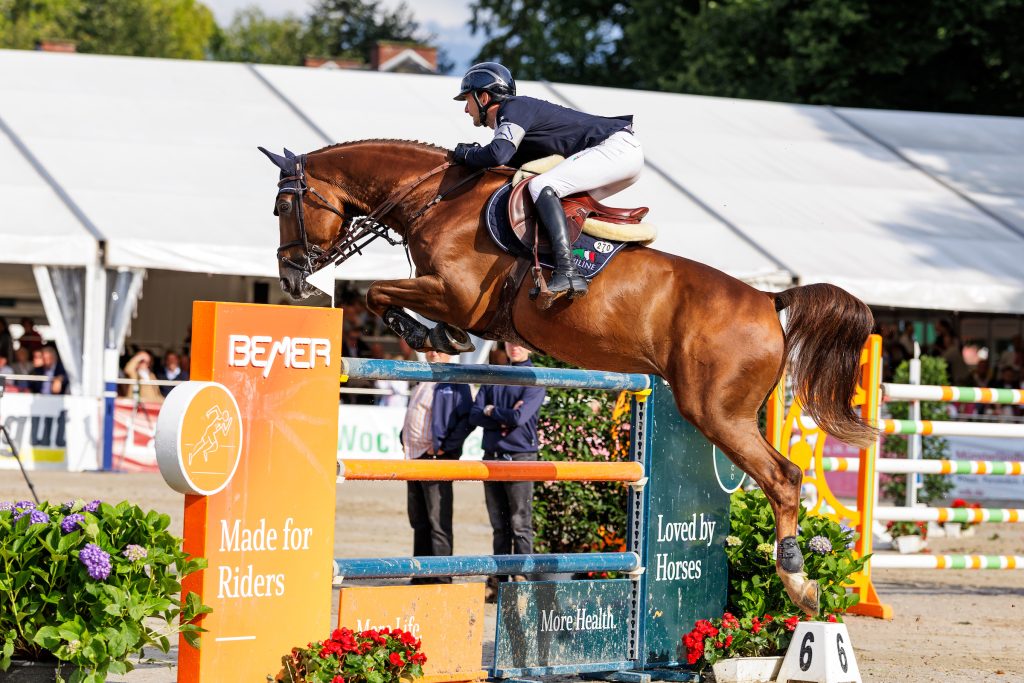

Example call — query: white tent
[3,48,1024,392]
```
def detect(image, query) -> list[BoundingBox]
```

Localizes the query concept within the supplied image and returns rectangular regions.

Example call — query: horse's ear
[283,148,297,159]
[257,146,295,174]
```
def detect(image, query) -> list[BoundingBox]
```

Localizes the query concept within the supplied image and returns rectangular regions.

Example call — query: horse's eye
[277,200,291,215]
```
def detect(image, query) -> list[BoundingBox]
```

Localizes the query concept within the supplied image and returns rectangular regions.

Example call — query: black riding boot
[534,186,588,304]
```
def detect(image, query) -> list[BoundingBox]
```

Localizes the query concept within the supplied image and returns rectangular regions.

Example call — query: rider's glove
[452,142,480,164]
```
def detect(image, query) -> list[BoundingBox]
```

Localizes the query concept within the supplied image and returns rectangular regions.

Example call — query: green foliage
[305,0,422,63]
[210,7,308,65]
[469,0,1024,116]
[530,355,630,559]
[881,356,955,504]
[271,626,425,683]
[0,0,216,59]
[725,490,865,618]
[469,0,638,86]
[0,499,209,682]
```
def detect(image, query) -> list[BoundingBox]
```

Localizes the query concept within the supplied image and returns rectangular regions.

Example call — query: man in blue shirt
[452,62,644,306]
[469,342,547,599]
[402,350,475,583]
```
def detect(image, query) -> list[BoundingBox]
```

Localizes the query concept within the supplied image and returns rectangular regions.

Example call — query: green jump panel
[638,380,733,668]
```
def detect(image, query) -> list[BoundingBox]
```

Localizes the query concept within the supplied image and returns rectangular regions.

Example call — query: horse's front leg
[366,276,475,354]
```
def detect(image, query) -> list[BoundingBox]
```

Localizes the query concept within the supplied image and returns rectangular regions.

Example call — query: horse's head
[258,146,362,299]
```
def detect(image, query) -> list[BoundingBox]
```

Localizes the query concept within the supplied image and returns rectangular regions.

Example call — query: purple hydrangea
[808,535,833,555]
[123,544,148,562]
[839,523,856,549]
[61,513,85,534]
[28,510,50,526]
[0,501,12,511]
[82,500,102,513]
[79,543,112,580]
[12,501,36,520]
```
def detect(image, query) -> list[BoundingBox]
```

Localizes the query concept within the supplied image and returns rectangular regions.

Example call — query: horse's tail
[773,283,878,448]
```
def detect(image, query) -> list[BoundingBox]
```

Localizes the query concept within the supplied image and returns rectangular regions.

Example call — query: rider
[452,62,644,303]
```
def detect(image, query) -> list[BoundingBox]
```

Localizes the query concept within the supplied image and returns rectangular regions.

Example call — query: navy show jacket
[469,360,547,454]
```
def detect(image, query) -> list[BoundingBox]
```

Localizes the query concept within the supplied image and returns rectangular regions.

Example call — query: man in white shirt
[401,351,475,583]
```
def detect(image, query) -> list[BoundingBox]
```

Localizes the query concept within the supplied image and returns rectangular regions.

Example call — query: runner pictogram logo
[155,382,243,496]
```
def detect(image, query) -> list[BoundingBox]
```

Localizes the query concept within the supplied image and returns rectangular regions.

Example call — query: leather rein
[275,154,485,276]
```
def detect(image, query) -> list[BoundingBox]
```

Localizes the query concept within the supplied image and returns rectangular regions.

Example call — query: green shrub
[881,356,954,504]
[725,489,866,617]
[0,499,209,683]
[530,356,631,558]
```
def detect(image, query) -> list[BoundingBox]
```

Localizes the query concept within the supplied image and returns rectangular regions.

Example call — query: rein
[277,155,486,277]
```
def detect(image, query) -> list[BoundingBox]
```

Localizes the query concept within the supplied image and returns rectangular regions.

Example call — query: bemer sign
[158,302,342,683]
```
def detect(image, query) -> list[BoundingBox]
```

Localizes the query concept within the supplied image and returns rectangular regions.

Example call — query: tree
[210,7,308,65]
[630,0,1024,115]
[470,0,1024,116]
[304,0,424,62]
[468,0,638,86]
[1,0,215,60]
[1,0,80,49]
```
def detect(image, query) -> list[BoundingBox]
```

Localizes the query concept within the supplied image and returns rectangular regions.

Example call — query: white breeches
[528,130,644,202]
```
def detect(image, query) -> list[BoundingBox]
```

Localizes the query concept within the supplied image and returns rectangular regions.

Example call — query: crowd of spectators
[880,320,1023,418]
[0,316,68,395]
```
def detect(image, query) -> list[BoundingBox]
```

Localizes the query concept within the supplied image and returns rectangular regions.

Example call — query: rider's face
[464,92,492,128]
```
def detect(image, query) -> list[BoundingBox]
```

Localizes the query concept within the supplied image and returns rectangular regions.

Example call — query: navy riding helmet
[453,62,516,102]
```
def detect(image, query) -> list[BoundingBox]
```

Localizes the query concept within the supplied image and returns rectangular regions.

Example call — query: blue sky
[203,0,486,70]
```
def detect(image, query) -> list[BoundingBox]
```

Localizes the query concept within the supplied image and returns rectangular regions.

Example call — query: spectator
[401,350,475,583]
[17,318,43,354]
[990,365,1020,390]
[0,317,13,363]
[933,320,969,386]
[997,335,1023,374]
[469,342,546,602]
[14,348,41,391]
[968,358,992,388]
[123,351,164,404]
[156,351,189,397]
[10,347,31,376]
[32,345,68,395]
[0,355,13,377]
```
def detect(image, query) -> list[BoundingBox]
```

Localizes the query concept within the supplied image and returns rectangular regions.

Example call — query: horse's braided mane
[310,139,450,156]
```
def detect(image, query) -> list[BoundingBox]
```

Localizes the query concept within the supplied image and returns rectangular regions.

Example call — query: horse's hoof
[797,579,820,617]
[428,324,476,355]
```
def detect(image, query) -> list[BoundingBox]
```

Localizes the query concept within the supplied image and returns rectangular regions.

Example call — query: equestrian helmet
[453,62,516,101]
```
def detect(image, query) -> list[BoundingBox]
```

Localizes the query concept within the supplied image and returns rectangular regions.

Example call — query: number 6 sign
[777,621,862,683]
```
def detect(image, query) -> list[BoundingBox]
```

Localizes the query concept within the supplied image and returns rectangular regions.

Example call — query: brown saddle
[508,179,650,251]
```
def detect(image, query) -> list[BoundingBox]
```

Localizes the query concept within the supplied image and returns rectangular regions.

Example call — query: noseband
[276,155,489,279]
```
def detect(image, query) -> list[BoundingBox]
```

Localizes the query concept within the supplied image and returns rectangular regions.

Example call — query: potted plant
[681,489,866,681]
[947,498,981,537]
[270,626,426,683]
[887,520,927,553]
[0,499,209,683]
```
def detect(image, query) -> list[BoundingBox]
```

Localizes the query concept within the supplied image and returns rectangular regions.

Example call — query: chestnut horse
[260,139,875,615]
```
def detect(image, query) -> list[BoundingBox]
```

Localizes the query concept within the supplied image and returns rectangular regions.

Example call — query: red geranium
[273,626,427,683]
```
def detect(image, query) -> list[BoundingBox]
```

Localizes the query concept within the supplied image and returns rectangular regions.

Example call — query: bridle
[275,154,484,279]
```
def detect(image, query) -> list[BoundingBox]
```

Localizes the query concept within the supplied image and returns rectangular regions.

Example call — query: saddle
[507,155,657,251]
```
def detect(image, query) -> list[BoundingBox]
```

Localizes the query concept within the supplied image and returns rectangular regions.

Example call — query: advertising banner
[0,393,100,471]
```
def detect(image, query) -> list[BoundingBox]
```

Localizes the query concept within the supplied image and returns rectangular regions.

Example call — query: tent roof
[2,49,1024,312]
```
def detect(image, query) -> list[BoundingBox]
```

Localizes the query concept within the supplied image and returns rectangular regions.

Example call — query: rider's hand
[452,142,480,164]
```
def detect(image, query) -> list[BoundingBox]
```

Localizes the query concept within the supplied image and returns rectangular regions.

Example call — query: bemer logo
[228,335,332,378]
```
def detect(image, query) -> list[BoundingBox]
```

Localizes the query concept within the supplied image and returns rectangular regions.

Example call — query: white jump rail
[818,457,1024,475]
[879,418,1024,438]
[875,506,1021,524]
[872,554,1023,569]
[883,383,1024,405]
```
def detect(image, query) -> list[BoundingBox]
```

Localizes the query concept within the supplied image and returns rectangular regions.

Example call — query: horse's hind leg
[366,277,476,354]
[697,413,819,615]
